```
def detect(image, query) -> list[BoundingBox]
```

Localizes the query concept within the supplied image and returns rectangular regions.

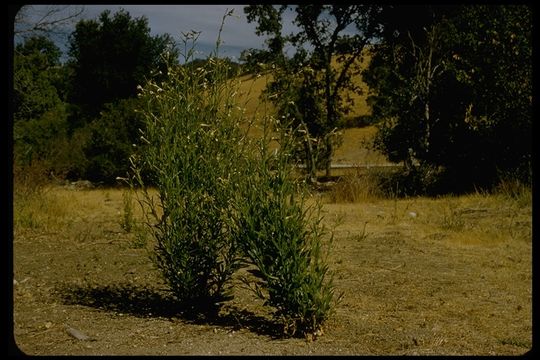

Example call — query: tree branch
[14,5,84,37]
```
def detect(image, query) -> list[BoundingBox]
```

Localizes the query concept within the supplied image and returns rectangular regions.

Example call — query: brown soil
[12,186,532,355]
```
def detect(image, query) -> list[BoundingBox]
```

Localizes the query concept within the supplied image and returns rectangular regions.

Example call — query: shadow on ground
[55,282,283,339]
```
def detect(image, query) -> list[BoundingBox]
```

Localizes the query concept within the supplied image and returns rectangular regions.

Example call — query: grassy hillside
[234,54,387,166]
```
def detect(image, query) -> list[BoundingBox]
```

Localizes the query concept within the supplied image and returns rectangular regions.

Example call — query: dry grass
[12,185,532,355]
[326,167,387,203]
[330,51,373,119]
[234,57,386,168]
[333,126,388,165]
[236,72,274,120]
[236,52,372,122]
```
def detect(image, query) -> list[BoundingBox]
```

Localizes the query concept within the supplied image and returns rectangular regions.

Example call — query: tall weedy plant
[233,116,337,337]
[130,18,248,314]
[131,10,336,334]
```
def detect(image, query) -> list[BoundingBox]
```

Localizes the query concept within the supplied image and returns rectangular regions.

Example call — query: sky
[15,4,301,62]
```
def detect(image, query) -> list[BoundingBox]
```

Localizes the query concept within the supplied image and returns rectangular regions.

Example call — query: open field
[12,185,532,355]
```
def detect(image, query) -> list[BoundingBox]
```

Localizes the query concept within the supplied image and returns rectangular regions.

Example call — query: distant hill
[233,53,389,166]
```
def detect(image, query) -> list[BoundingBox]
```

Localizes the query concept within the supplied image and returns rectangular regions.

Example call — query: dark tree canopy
[67,9,178,119]
[364,5,532,192]
[14,35,63,123]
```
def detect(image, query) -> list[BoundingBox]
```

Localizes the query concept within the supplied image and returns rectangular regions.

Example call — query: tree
[61,9,179,182]
[67,9,178,120]
[13,35,63,123]
[244,5,382,180]
[364,5,532,192]
[81,98,145,183]
[13,35,71,174]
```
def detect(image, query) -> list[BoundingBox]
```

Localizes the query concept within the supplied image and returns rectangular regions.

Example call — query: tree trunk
[325,137,332,178]
[304,136,317,184]
[299,119,317,184]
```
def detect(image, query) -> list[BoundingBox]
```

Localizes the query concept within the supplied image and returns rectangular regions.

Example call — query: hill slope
[234,59,388,167]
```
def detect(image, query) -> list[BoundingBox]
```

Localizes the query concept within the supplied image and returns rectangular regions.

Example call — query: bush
[364,5,532,193]
[129,31,247,315]
[131,20,336,335]
[233,118,336,337]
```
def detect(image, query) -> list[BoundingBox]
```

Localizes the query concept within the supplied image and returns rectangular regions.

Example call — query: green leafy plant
[129,20,246,315]
[244,5,382,178]
[121,189,135,233]
[130,11,337,334]
[233,116,337,337]
[364,5,532,193]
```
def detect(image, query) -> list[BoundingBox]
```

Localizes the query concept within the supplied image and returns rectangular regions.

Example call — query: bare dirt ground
[12,186,532,355]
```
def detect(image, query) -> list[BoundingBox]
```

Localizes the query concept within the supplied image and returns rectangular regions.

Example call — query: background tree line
[12,5,532,193]
[363,5,532,194]
[15,8,191,184]
[244,4,532,193]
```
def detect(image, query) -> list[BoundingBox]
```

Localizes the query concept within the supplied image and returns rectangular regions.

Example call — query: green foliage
[121,189,135,233]
[266,62,327,181]
[364,5,532,193]
[239,48,274,74]
[12,11,178,185]
[67,8,178,119]
[12,36,76,177]
[129,30,247,314]
[233,117,336,337]
[14,35,63,123]
[81,98,145,184]
[131,23,336,334]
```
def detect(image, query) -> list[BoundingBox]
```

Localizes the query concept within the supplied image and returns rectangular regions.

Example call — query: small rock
[408,211,417,218]
[65,325,95,341]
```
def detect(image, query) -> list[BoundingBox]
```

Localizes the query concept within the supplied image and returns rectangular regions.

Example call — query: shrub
[129,29,246,315]
[130,14,336,333]
[81,98,146,184]
[371,164,452,197]
[233,118,337,337]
